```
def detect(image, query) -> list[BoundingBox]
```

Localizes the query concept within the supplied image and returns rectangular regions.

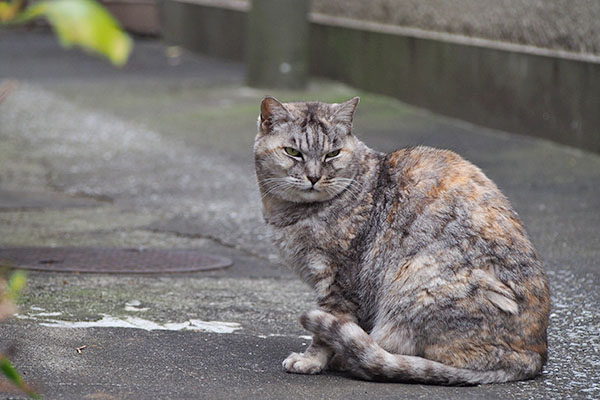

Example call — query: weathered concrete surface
[0,30,599,399]
[161,0,247,62]
[246,0,310,89]
[312,0,600,55]
[182,0,600,55]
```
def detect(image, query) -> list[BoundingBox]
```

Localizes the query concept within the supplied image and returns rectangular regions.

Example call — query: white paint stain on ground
[39,315,243,333]
[33,312,63,317]
[124,300,150,312]
[18,307,64,318]
[17,312,242,333]
[19,305,305,340]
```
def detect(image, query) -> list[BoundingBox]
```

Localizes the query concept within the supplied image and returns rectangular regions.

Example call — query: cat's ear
[259,96,293,133]
[330,97,360,128]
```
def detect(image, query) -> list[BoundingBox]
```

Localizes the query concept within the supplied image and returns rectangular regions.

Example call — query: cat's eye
[284,147,302,158]
[325,149,341,159]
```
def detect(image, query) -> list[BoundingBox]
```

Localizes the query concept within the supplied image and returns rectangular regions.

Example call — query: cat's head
[254,96,362,203]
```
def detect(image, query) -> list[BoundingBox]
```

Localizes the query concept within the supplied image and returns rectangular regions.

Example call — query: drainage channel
[0,247,232,273]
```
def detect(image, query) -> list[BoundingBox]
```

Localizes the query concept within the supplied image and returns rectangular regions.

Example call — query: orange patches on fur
[424,341,495,370]
[414,162,480,207]
[465,182,487,204]
[386,201,400,224]
[435,271,472,299]
[507,214,522,228]
[474,207,526,248]
[421,172,471,201]
[441,172,470,192]
[519,342,547,358]
[335,198,372,251]
[338,223,358,251]
[522,290,545,316]
[510,315,547,349]
[479,214,508,242]
[417,289,435,306]
[387,150,406,169]
[393,261,411,284]
[392,254,437,287]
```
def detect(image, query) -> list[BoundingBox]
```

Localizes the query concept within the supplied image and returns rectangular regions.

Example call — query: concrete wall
[161,0,247,61]
[309,16,600,153]
[312,0,600,56]
[160,0,600,153]
[102,0,161,35]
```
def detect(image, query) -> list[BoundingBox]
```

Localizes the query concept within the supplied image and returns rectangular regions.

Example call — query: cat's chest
[271,215,331,257]
[269,205,365,266]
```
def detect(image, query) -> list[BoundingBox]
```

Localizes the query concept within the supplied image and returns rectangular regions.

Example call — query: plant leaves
[7,270,26,298]
[0,1,19,22]
[0,356,39,399]
[11,0,132,66]
[0,356,23,387]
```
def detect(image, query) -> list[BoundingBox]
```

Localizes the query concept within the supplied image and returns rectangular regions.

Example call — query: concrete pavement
[0,30,599,399]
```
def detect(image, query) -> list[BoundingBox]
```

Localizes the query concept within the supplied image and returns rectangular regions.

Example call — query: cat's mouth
[305,185,324,194]
[295,185,332,202]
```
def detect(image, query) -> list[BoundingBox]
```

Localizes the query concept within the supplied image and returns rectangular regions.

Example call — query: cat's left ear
[330,97,360,128]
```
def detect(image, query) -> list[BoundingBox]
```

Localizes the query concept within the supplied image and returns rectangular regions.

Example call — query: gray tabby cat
[254,96,550,385]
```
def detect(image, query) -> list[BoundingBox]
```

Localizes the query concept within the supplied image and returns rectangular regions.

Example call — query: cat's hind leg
[369,320,418,356]
[282,335,333,374]
[299,310,381,380]
[300,309,536,385]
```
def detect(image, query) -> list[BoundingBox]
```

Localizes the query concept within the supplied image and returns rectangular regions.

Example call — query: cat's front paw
[282,352,324,375]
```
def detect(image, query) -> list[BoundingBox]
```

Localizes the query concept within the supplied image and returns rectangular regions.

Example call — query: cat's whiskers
[320,181,355,200]
[260,177,290,184]
[260,177,305,200]
[261,181,293,199]
[325,177,363,200]
[262,185,292,199]
[333,177,363,190]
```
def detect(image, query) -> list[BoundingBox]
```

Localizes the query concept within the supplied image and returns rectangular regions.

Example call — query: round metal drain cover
[0,247,232,274]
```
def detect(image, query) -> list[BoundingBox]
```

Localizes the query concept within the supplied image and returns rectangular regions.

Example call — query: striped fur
[254,97,550,385]
[300,310,542,385]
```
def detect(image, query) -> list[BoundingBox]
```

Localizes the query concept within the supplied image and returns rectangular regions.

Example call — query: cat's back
[374,145,546,289]
[383,146,517,236]
[386,145,495,198]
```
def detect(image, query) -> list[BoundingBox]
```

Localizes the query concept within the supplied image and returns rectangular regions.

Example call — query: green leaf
[0,357,22,385]
[0,2,19,22]
[7,270,26,298]
[0,356,39,399]
[12,0,132,66]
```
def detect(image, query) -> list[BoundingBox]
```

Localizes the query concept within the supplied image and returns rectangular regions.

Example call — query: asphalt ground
[0,30,599,399]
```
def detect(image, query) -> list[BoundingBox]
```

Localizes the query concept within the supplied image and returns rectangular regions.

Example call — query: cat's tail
[300,310,541,385]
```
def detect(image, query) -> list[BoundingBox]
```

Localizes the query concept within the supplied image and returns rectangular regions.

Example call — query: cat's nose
[307,176,321,185]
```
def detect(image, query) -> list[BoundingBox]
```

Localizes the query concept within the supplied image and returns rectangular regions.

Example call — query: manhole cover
[0,247,232,273]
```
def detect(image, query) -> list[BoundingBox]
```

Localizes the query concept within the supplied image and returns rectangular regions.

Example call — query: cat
[253,96,550,385]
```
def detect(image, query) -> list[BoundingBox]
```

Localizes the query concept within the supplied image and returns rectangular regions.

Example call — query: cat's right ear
[259,96,292,134]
